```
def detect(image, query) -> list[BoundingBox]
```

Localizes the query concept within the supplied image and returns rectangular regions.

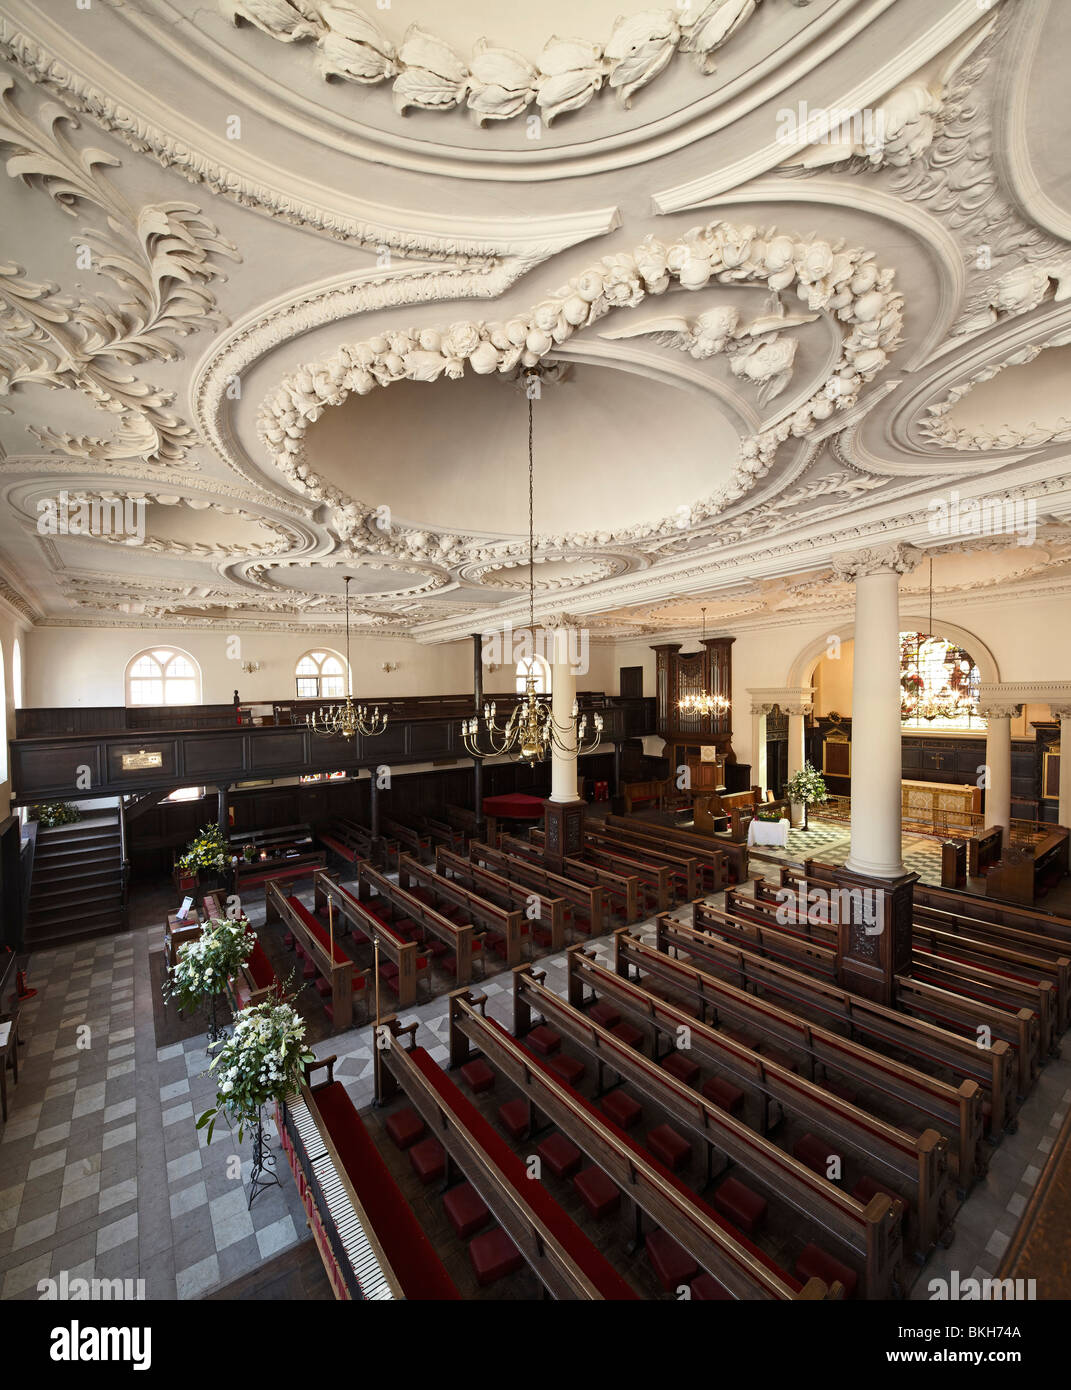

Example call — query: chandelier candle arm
[306,575,388,740]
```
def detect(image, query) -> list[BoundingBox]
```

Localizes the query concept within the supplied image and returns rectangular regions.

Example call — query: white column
[981,707,1017,845]
[787,710,806,778]
[751,706,769,795]
[1059,709,1071,830]
[549,627,578,804]
[836,544,919,879]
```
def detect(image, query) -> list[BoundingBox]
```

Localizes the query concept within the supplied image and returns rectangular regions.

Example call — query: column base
[844,853,907,880]
[542,798,586,872]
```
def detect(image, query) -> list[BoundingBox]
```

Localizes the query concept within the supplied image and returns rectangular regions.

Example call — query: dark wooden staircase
[26,813,127,950]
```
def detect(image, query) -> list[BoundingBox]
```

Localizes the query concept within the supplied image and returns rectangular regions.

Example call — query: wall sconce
[241,661,261,674]
[486,664,500,675]
[382,662,399,673]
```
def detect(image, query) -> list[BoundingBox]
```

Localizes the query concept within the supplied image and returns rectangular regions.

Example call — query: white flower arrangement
[177,824,229,874]
[163,916,253,1016]
[196,997,314,1143]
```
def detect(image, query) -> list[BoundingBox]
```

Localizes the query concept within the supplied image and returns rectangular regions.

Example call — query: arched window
[126,647,201,707]
[900,633,983,730]
[12,638,22,710]
[516,655,551,696]
[295,650,347,700]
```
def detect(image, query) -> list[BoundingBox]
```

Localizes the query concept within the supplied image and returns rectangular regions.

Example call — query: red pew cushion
[574,1165,621,1219]
[537,1132,583,1180]
[601,1090,642,1130]
[547,1055,586,1088]
[497,1098,531,1139]
[409,1137,446,1185]
[385,1106,426,1151]
[588,1000,621,1029]
[852,1175,905,1222]
[646,1229,698,1293]
[793,1132,833,1177]
[527,1026,562,1057]
[469,1228,523,1287]
[610,1022,644,1050]
[661,1052,700,1087]
[460,1060,495,1095]
[795,1242,857,1299]
[691,1273,732,1301]
[701,1075,745,1114]
[714,1176,768,1236]
[443,1182,490,1240]
[647,1124,691,1171]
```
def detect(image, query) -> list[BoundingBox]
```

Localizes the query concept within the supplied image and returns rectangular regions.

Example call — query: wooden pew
[375,1021,639,1300]
[610,928,984,1191]
[277,1057,458,1300]
[581,824,703,902]
[384,817,433,864]
[357,862,482,986]
[317,821,370,870]
[164,909,201,970]
[697,896,1041,1093]
[986,829,1070,906]
[265,881,361,1031]
[662,913,1016,1138]
[407,812,466,854]
[914,880,1071,949]
[335,815,401,871]
[537,952,949,1258]
[622,778,668,814]
[313,871,427,1008]
[941,839,967,890]
[525,828,649,920]
[529,826,670,914]
[442,993,838,1300]
[471,841,606,938]
[396,854,527,966]
[602,814,737,889]
[444,804,481,841]
[435,847,569,953]
[968,827,1003,880]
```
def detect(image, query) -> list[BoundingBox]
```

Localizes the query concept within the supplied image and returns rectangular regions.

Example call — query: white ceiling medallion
[223,0,774,126]
[259,219,904,564]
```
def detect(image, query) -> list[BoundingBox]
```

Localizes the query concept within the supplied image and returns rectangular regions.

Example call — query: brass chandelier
[461,369,603,769]
[677,607,730,716]
[306,575,388,740]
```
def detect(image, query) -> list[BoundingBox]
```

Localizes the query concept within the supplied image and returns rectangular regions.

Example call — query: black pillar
[472,633,486,836]
[216,783,230,837]
[368,773,380,840]
[613,741,623,797]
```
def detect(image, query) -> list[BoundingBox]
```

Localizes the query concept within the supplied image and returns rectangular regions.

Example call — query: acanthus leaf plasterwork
[259,220,905,566]
[779,9,1071,342]
[830,543,922,581]
[918,333,1071,452]
[0,76,239,466]
[221,0,781,127]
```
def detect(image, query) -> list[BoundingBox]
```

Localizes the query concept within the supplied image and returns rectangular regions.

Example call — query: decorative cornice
[222,0,771,127]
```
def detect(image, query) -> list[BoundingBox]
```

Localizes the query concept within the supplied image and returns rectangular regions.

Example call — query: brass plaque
[121,750,163,770]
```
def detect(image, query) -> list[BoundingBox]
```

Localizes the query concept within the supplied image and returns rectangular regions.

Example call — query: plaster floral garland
[223,0,776,127]
[919,338,1071,452]
[257,220,903,558]
[197,996,314,1143]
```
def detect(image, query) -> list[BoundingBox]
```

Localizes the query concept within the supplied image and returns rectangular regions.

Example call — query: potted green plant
[783,763,829,831]
[756,807,783,823]
[197,995,314,1205]
[242,843,256,863]
[29,801,82,829]
[163,915,253,1045]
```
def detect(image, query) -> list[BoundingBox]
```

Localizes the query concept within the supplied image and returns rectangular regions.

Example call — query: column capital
[747,686,814,718]
[978,703,1022,720]
[1053,706,1071,721]
[832,543,922,581]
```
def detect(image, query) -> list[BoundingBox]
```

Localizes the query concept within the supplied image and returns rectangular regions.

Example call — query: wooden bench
[383,817,433,864]
[313,871,429,1008]
[435,847,569,953]
[530,822,669,911]
[445,804,482,839]
[914,880,1071,947]
[521,954,945,1261]
[375,1026,639,1300]
[986,829,1070,906]
[278,1057,459,1300]
[439,994,841,1300]
[581,824,703,903]
[471,841,606,939]
[397,854,527,966]
[968,827,1003,880]
[611,928,984,1191]
[601,814,734,891]
[622,778,669,814]
[265,882,366,1031]
[357,862,483,986]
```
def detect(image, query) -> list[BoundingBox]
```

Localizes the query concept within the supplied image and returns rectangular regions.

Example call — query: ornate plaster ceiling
[0,0,1069,641]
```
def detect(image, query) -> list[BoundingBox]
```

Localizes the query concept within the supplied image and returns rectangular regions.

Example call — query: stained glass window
[899,633,984,730]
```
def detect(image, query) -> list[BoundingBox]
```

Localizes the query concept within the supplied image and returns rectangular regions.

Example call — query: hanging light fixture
[461,368,602,769]
[306,575,388,740]
[677,607,730,717]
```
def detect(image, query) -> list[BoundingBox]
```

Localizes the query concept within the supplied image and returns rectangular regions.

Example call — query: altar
[747,817,790,848]
[901,779,981,822]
